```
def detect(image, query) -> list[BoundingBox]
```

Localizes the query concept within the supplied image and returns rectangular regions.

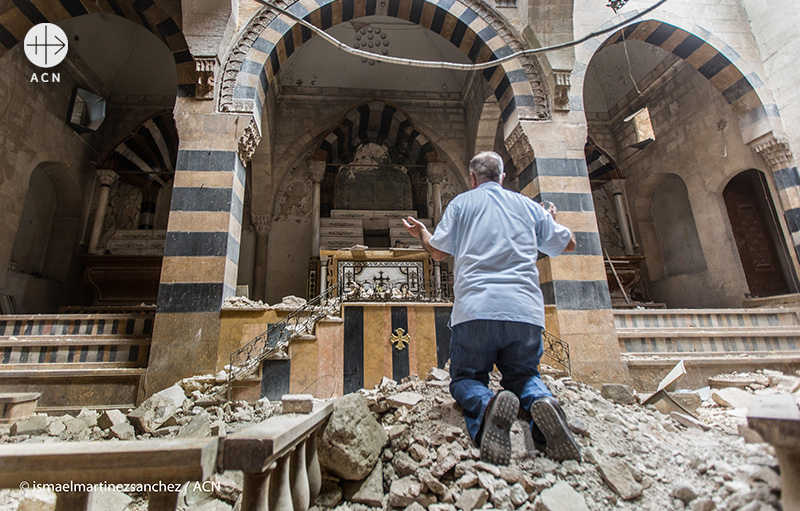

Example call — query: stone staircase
[0,312,153,411]
[615,308,800,389]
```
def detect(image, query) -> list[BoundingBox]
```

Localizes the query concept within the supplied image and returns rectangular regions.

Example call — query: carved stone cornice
[251,213,270,235]
[426,162,447,184]
[503,124,535,171]
[96,169,119,187]
[752,135,794,170]
[220,2,293,113]
[220,0,551,120]
[307,160,326,183]
[553,71,571,112]
[195,57,218,100]
[238,119,262,164]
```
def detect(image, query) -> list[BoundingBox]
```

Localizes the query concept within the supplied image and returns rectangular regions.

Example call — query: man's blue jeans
[449,319,552,442]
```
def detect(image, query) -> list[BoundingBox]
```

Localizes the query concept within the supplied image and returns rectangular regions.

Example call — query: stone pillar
[251,213,269,302]
[147,104,258,395]
[308,161,326,257]
[604,180,635,255]
[752,134,800,260]
[506,121,629,385]
[427,162,446,225]
[138,185,160,230]
[319,255,329,297]
[88,169,118,254]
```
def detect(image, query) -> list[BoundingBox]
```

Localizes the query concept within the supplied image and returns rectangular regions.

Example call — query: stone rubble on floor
[0,368,795,511]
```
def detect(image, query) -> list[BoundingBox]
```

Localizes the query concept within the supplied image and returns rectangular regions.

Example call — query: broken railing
[542,330,571,376]
[227,286,341,397]
[0,402,333,511]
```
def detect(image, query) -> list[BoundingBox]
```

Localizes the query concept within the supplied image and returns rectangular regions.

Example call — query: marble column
[604,179,635,255]
[427,162,447,226]
[319,255,329,298]
[752,134,800,259]
[251,213,269,302]
[138,184,159,230]
[308,161,326,257]
[88,169,118,254]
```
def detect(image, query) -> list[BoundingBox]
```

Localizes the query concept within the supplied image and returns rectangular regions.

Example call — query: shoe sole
[531,399,582,462]
[480,391,519,466]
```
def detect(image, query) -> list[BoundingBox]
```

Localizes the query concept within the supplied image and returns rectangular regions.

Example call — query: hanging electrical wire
[252,0,669,70]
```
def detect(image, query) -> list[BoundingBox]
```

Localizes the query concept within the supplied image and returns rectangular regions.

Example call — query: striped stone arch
[314,101,438,165]
[222,0,549,133]
[99,111,178,186]
[598,19,775,135]
[0,0,196,95]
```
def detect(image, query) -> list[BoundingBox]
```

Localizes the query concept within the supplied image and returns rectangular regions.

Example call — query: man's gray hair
[469,151,504,183]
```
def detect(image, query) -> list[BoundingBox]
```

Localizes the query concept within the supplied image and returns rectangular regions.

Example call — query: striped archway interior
[315,101,438,165]
[0,0,195,95]
[600,20,767,123]
[233,0,542,132]
[100,111,178,187]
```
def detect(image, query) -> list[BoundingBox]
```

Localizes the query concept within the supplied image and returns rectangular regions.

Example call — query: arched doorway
[723,169,797,297]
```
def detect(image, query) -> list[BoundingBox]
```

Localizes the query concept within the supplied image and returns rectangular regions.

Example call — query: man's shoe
[479,390,519,466]
[530,396,581,462]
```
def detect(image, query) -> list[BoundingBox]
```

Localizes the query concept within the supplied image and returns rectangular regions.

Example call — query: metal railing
[542,330,571,376]
[227,286,341,396]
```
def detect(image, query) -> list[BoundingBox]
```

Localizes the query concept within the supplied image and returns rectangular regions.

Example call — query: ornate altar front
[317,248,439,302]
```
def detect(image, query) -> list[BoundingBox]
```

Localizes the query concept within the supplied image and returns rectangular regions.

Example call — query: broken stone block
[393,451,419,477]
[62,416,91,441]
[669,392,703,413]
[88,489,132,511]
[510,483,528,507]
[596,456,643,500]
[282,394,314,413]
[98,409,128,430]
[671,481,698,504]
[408,443,429,463]
[568,417,590,437]
[419,469,447,496]
[128,384,185,434]
[109,422,135,440]
[316,480,342,508]
[670,412,710,431]
[319,393,388,480]
[405,502,427,511]
[601,384,636,405]
[388,392,425,409]
[11,415,48,436]
[535,481,590,511]
[711,388,752,409]
[16,489,57,511]
[77,408,98,428]
[389,477,424,508]
[690,498,715,511]
[455,488,488,511]
[344,460,384,507]
[177,413,212,438]
[428,367,450,381]
[457,472,478,489]
[429,504,457,511]
[45,417,66,437]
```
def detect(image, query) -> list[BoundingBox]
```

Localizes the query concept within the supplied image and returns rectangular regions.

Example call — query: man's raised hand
[402,216,425,238]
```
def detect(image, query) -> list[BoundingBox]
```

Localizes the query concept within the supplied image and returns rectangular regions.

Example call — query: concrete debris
[711,387,753,409]
[670,411,711,431]
[318,393,388,480]
[601,383,636,405]
[1,368,787,511]
[127,384,185,433]
[97,409,128,430]
[272,295,307,311]
[282,394,314,413]
[222,295,269,309]
[535,481,590,511]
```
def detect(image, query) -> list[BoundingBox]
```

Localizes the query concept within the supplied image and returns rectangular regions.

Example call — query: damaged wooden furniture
[746,394,800,511]
[0,401,333,511]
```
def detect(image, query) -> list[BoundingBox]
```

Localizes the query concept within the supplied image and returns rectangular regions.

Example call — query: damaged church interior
[0,0,799,509]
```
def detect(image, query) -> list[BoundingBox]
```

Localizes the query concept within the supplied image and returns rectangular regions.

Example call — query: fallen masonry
[0,368,795,511]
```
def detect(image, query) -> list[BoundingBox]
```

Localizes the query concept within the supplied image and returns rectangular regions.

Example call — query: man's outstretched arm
[402,216,450,261]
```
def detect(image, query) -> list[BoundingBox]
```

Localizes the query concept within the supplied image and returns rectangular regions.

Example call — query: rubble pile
[0,367,797,511]
[313,369,790,511]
